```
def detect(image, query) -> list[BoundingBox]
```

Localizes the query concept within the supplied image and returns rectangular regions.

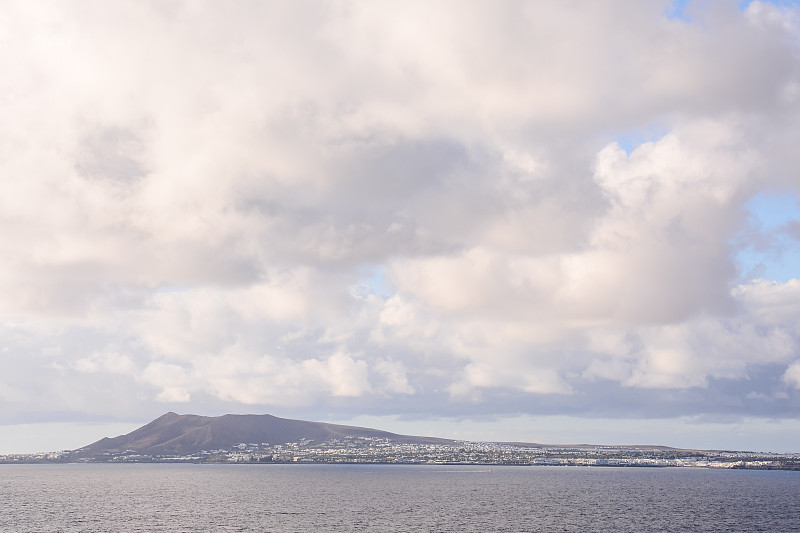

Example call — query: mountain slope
[75,412,453,456]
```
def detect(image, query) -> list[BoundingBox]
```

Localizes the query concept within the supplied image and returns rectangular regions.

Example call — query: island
[3,412,799,470]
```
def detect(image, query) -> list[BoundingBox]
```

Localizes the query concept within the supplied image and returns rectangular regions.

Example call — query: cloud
[73,351,136,375]
[784,361,800,389]
[0,0,799,443]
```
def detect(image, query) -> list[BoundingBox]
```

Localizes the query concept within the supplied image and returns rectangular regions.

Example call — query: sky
[1,0,800,454]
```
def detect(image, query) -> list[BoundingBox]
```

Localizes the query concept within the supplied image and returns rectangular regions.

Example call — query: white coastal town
[4,436,799,471]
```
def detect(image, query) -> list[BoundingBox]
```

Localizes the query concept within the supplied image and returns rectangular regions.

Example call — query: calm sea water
[0,464,798,532]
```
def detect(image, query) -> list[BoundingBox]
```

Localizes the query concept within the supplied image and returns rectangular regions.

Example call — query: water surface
[1,464,798,532]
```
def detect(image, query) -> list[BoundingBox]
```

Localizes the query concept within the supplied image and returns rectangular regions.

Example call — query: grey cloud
[75,126,148,184]
[781,219,800,241]
[1,1,800,446]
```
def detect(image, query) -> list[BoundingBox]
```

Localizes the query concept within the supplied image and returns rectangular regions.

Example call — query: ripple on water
[0,464,798,532]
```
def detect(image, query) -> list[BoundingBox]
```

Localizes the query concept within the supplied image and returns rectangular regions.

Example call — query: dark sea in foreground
[1,464,798,532]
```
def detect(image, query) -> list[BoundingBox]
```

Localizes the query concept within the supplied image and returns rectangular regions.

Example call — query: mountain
[75,412,453,457]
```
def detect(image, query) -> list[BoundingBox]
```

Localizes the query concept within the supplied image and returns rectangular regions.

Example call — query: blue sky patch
[736,191,800,282]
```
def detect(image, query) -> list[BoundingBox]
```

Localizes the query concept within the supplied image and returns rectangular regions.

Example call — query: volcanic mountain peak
[76,412,452,457]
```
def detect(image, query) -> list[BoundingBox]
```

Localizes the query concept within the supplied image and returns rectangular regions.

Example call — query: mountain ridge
[75,412,455,457]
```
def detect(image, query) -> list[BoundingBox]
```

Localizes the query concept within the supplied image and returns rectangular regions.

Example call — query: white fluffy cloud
[784,361,800,389]
[0,0,799,437]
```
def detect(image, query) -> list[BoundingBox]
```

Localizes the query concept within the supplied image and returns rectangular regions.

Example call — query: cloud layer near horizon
[1,0,799,430]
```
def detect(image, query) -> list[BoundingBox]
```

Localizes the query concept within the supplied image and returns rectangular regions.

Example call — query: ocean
[1,463,798,532]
